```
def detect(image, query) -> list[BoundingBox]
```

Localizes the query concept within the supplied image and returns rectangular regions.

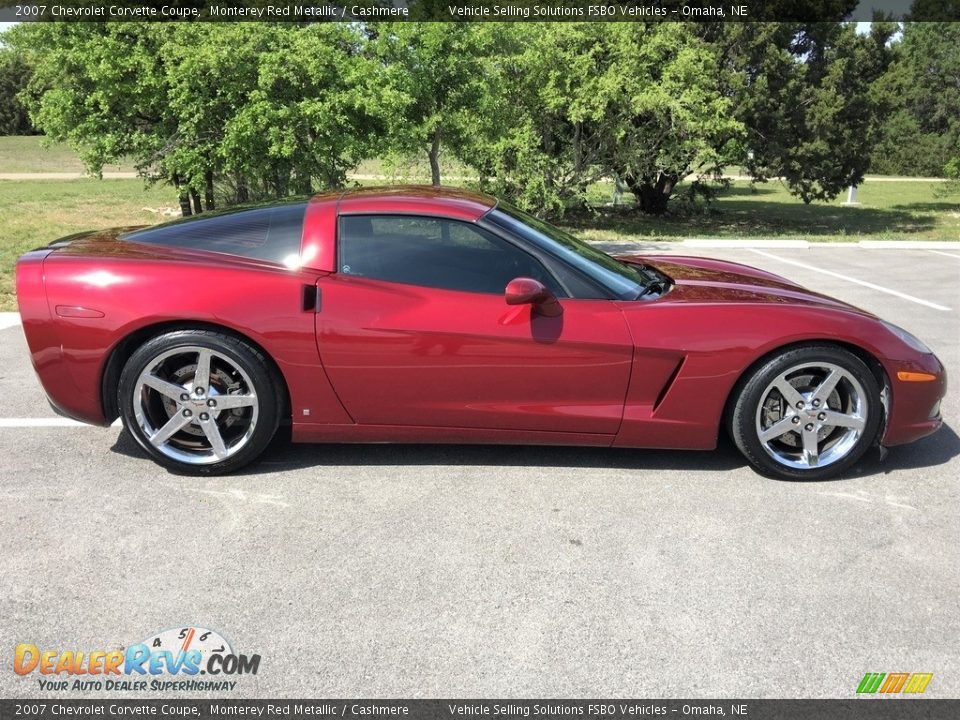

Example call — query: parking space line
[928,250,960,260]
[0,418,122,428]
[750,250,953,312]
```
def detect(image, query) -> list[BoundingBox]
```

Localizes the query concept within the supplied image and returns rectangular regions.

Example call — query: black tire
[118,329,282,475]
[729,345,882,481]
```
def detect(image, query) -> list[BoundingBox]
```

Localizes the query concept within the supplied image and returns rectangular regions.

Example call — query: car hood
[617,254,872,315]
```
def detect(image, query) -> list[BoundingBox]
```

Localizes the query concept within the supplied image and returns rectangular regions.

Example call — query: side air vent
[302,285,320,313]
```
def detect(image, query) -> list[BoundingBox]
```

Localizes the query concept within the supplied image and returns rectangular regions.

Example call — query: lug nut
[792,417,801,424]
[180,393,189,402]
[796,401,804,409]
[199,412,209,421]
[195,387,205,396]
[207,399,217,407]
[818,412,826,421]
[183,409,192,417]
[805,423,815,431]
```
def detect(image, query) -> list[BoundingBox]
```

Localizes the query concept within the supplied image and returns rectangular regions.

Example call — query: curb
[857,240,960,249]
[599,239,960,249]
[0,312,22,330]
[679,239,960,249]
[682,239,810,249]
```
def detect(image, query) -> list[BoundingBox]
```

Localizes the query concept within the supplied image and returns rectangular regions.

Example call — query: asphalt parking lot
[1,244,958,699]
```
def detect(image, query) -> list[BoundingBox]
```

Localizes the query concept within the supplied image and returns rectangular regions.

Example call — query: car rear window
[121,202,307,265]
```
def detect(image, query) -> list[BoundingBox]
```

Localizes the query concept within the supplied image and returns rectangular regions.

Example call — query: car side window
[338,215,563,296]
[121,202,307,265]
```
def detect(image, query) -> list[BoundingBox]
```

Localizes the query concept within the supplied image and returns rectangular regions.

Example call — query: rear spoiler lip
[33,229,100,252]
[33,226,148,253]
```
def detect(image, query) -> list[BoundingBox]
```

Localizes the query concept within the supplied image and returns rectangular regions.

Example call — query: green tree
[372,22,500,186]
[712,22,896,202]
[219,23,393,196]
[601,24,742,214]
[8,22,388,213]
[458,23,740,215]
[10,23,198,212]
[870,22,960,179]
[0,46,35,135]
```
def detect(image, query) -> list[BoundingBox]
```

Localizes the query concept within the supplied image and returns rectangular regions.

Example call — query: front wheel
[729,345,882,480]
[119,330,282,475]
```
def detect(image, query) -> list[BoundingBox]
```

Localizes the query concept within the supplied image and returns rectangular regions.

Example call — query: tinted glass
[487,204,645,300]
[338,215,562,295]
[122,202,308,265]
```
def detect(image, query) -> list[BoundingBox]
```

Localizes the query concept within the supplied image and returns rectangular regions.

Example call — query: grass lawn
[0,136,135,174]
[1,170,958,312]
[0,179,172,310]
[572,179,960,243]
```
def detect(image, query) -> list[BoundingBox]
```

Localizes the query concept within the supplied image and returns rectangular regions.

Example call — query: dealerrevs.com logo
[14,626,260,692]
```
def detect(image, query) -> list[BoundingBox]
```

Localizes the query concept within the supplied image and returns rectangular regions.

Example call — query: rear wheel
[729,345,882,480]
[119,330,281,475]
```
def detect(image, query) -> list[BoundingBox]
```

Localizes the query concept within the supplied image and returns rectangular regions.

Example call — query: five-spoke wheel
[730,345,882,480]
[119,330,281,474]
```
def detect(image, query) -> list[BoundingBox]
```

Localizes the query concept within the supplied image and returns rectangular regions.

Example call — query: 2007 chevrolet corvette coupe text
[16,187,946,479]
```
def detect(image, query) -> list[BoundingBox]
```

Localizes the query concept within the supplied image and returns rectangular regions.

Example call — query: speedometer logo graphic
[139,626,233,672]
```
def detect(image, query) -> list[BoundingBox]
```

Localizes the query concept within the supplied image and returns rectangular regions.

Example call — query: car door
[314,214,634,436]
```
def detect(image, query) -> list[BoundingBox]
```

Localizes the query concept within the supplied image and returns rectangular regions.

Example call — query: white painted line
[928,250,960,260]
[0,312,22,330]
[858,240,960,249]
[0,418,122,428]
[749,250,953,312]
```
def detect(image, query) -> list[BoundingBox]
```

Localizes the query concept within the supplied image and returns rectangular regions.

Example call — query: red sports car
[16,187,945,479]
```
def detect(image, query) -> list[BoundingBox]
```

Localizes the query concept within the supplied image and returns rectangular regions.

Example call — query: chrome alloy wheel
[755,361,867,470]
[132,346,259,465]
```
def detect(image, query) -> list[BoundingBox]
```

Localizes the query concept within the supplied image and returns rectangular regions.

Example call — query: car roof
[313,185,498,222]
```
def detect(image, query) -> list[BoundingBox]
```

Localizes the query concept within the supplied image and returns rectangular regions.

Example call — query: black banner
[1,0,958,24]
[3,700,960,720]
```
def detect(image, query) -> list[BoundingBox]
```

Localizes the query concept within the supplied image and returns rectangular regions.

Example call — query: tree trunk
[204,170,215,211]
[625,171,678,215]
[190,188,203,215]
[542,122,554,189]
[428,127,442,187]
[294,168,312,195]
[236,175,249,204]
[173,173,192,217]
[273,170,289,198]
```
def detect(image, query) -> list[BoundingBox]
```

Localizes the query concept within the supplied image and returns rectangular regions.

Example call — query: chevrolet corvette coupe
[16,187,945,479]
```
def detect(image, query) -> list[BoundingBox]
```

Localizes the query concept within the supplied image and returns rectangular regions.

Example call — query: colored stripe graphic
[857,672,932,694]
[903,673,933,694]
[879,673,909,693]
[857,673,885,694]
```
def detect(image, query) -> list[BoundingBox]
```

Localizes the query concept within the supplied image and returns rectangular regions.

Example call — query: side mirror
[504,277,563,317]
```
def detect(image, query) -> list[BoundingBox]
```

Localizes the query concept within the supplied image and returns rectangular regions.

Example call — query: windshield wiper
[633,265,672,299]
[636,278,670,299]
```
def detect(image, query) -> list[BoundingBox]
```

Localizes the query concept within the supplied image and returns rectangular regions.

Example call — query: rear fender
[37,254,351,427]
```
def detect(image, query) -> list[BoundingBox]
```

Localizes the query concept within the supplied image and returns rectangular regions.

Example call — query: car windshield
[487,203,646,300]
